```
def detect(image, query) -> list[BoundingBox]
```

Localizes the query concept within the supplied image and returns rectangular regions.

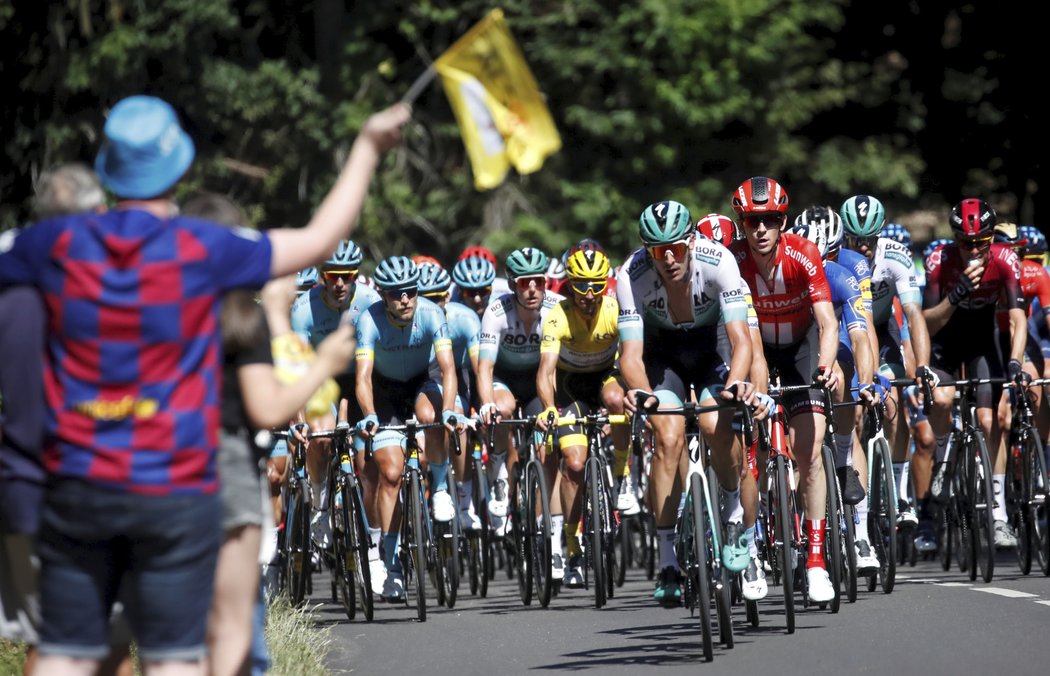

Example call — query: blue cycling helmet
[452,256,497,289]
[324,239,363,268]
[418,263,452,295]
[297,266,319,289]
[922,238,952,262]
[1020,226,1046,257]
[880,222,912,248]
[373,255,420,290]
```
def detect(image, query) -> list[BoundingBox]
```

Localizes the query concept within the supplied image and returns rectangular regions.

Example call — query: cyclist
[790,217,881,571]
[1021,227,1050,442]
[841,196,936,531]
[417,263,485,529]
[297,266,319,294]
[730,177,840,604]
[289,241,380,555]
[617,200,757,605]
[451,245,510,306]
[452,255,499,318]
[923,199,1027,549]
[354,256,464,601]
[477,247,565,570]
[537,246,633,587]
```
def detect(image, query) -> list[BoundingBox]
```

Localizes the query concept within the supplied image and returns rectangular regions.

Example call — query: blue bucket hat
[95,95,195,199]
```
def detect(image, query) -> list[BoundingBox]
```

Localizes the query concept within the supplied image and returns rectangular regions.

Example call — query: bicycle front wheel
[842,502,858,603]
[585,456,608,609]
[526,460,553,608]
[971,429,996,583]
[822,443,842,611]
[512,464,534,606]
[285,478,311,607]
[869,438,897,593]
[772,454,795,634]
[404,471,428,622]
[437,472,461,609]
[1027,433,1050,576]
[686,473,714,661]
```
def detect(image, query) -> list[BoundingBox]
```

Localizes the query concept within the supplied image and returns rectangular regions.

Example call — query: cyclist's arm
[813,300,840,372]
[749,326,769,394]
[618,339,653,393]
[902,301,931,367]
[477,358,497,408]
[536,349,559,411]
[355,353,376,417]
[1008,307,1028,364]
[848,326,874,387]
[434,342,459,415]
[723,319,752,386]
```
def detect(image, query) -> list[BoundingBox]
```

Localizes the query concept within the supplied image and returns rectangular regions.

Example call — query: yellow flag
[434,9,562,191]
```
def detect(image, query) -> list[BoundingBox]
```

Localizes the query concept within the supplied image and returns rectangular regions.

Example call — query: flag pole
[401,65,437,104]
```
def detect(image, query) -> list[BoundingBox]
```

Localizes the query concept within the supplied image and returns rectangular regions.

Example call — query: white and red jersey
[730,232,832,346]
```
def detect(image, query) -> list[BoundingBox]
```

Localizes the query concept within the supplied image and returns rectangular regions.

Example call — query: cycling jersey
[540,295,619,373]
[867,238,922,324]
[997,258,1050,331]
[925,243,1024,314]
[355,296,452,382]
[824,259,866,339]
[437,300,482,370]
[731,232,832,347]
[291,282,380,353]
[478,291,564,373]
[616,240,750,343]
[838,248,874,315]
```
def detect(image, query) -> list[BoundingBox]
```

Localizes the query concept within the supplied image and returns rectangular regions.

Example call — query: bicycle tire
[615,514,631,587]
[512,464,533,606]
[285,478,311,607]
[643,511,657,580]
[1008,438,1031,575]
[772,454,795,634]
[438,472,461,609]
[526,460,554,608]
[842,502,858,603]
[971,428,996,583]
[348,481,374,621]
[585,456,608,608]
[473,453,492,596]
[870,438,897,593]
[684,473,715,660]
[404,471,428,622]
[822,443,843,611]
[1026,432,1050,576]
[331,481,357,621]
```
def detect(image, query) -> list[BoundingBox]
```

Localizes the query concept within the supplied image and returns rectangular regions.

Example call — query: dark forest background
[1,0,1044,267]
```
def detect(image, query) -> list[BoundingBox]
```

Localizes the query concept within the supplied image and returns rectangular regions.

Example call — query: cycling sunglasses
[742,214,785,230]
[569,279,607,296]
[955,234,993,250]
[514,275,547,291]
[322,269,358,283]
[845,235,879,250]
[646,239,690,260]
[461,285,492,297]
[383,286,418,300]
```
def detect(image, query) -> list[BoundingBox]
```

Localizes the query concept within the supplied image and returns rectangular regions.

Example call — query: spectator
[0,95,407,676]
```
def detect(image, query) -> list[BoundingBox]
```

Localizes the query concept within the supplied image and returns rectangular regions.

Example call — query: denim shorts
[36,480,222,661]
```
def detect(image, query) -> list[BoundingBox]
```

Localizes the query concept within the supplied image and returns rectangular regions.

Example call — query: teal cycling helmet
[639,200,693,245]
[297,267,319,289]
[418,263,451,295]
[505,247,549,278]
[840,195,886,238]
[373,255,420,289]
[324,239,363,268]
[452,256,497,288]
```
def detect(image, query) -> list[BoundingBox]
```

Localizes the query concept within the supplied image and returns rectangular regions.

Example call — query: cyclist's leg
[602,375,637,514]
[559,433,587,587]
[696,382,749,572]
[971,351,1014,546]
[415,384,454,522]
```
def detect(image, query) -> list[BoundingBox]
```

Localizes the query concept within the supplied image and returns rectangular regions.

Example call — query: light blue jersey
[356,296,452,382]
[291,282,380,349]
[440,300,482,369]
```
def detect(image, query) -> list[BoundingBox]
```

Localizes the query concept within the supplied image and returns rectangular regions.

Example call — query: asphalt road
[313,550,1049,675]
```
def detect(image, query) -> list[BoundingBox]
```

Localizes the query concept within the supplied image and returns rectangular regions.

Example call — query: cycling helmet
[993,222,1023,247]
[880,222,912,248]
[297,266,319,289]
[565,247,611,281]
[1020,226,1046,257]
[796,206,843,257]
[452,256,497,289]
[373,255,420,290]
[547,256,566,280]
[788,222,829,260]
[639,200,693,245]
[412,254,442,268]
[417,263,452,295]
[731,177,789,216]
[922,238,952,262]
[949,198,996,238]
[324,239,363,268]
[840,195,886,238]
[458,244,497,265]
[505,247,549,278]
[695,213,738,247]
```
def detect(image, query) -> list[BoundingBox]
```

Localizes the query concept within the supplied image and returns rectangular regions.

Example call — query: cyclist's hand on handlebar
[289,421,310,446]
[443,409,465,434]
[355,414,378,438]
[479,402,500,427]
[1008,358,1032,386]
[812,365,838,391]
[625,389,658,415]
[915,364,939,391]
[536,406,558,432]
[721,380,755,405]
[751,391,775,421]
[858,382,878,406]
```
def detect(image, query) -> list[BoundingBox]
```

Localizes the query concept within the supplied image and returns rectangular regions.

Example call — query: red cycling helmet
[695,213,739,247]
[731,176,789,216]
[411,254,443,268]
[458,245,497,265]
[949,198,996,238]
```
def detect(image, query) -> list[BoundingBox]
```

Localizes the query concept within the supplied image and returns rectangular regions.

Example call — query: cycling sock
[658,528,677,570]
[855,496,870,542]
[721,487,743,524]
[745,525,758,558]
[834,433,853,469]
[613,446,631,478]
[806,519,826,569]
[382,531,401,572]
[551,514,565,555]
[311,480,325,509]
[893,462,910,504]
[565,520,583,558]
[430,460,449,492]
[992,474,1007,522]
[368,527,382,562]
[934,434,949,463]
[458,479,473,512]
[491,453,509,484]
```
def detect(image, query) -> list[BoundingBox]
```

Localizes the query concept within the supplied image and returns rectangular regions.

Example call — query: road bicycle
[1003,377,1050,576]
[272,425,313,607]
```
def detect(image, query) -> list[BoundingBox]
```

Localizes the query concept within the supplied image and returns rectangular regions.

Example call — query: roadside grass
[265,598,332,675]
[1,639,25,673]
